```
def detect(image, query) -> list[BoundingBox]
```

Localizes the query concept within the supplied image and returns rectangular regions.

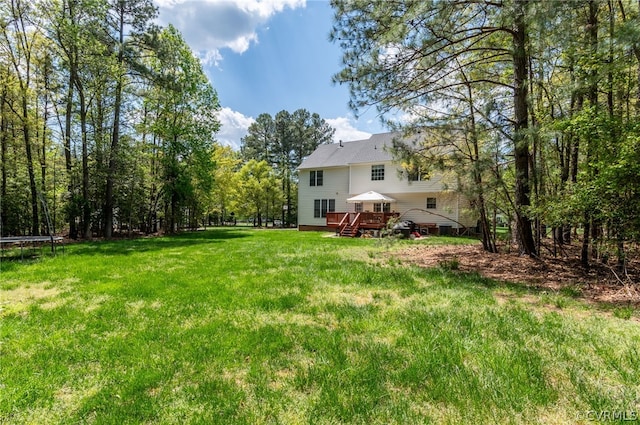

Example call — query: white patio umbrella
[346,191,396,203]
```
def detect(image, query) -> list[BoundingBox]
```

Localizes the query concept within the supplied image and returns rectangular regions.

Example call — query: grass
[1,228,639,424]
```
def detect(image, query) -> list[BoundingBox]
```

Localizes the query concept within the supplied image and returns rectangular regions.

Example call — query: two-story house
[297,132,475,236]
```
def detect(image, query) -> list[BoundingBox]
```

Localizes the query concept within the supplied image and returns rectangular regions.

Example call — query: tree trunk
[104,83,121,239]
[39,64,50,226]
[22,94,39,236]
[462,71,496,253]
[582,0,600,268]
[65,61,77,239]
[286,168,292,226]
[170,190,177,233]
[581,217,591,270]
[104,6,125,239]
[0,85,7,236]
[77,83,91,239]
[512,0,536,256]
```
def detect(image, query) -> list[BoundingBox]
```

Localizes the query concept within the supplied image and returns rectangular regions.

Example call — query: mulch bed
[392,241,640,306]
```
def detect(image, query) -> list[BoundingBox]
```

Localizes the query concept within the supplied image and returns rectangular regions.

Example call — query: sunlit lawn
[1,228,638,424]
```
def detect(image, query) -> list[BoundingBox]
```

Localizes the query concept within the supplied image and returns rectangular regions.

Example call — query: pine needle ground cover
[1,229,639,424]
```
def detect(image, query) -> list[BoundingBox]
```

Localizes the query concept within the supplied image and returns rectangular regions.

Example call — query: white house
[297,132,476,235]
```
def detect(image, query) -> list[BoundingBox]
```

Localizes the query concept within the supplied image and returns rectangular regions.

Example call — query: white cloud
[326,117,372,143]
[157,0,306,66]
[216,107,255,150]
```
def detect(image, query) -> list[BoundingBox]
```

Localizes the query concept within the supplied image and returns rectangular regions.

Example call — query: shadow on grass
[0,256,43,273]
[60,228,251,258]
[0,245,62,272]
[428,266,580,297]
[427,266,640,318]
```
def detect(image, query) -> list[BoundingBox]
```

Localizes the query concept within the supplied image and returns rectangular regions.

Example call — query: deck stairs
[340,223,360,237]
[338,213,361,237]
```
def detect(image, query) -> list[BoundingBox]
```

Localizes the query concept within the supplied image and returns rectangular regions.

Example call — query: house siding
[297,133,478,232]
[390,192,475,228]
[298,167,350,226]
[349,163,452,194]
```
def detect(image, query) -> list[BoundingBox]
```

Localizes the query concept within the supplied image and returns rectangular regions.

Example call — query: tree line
[207,110,334,229]
[331,0,640,273]
[0,0,334,238]
[0,0,220,238]
[239,110,335,227]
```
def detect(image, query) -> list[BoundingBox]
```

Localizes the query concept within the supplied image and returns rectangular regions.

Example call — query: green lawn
[1,229,638,424]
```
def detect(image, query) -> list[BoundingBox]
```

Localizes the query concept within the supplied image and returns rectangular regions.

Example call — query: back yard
[1,229,639,424]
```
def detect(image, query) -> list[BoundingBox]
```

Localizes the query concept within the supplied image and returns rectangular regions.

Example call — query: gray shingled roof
[298,132,400,170]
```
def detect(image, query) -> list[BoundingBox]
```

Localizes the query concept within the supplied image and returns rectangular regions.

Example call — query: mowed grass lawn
[1,229,639,424]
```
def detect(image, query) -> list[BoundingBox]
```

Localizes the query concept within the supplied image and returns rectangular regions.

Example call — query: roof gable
[298,132,400,170]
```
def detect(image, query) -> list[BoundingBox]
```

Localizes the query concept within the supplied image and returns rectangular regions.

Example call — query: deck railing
[326,212,399,229]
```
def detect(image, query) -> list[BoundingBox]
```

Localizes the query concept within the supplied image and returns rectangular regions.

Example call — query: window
[314,199,335,218]
[426,197,437,209]
[374,203,391,213]
[371,164,385,181]
[407,168,428,182]
[309,170,323,187]
[354,203,363,213]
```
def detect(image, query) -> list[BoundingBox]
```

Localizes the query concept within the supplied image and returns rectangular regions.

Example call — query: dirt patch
[0,282,65,315]
[1,283,62,304]
[392,242,640,306]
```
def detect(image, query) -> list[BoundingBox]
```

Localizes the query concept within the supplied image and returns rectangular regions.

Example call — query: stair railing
[337,212,350,235]
[347,213,362,236]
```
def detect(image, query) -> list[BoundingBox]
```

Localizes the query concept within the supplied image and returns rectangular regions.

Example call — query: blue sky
[156,0,386,150]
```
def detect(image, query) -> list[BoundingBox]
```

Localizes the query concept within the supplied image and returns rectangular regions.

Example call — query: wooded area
[0,0,334,238]
[3,0,639,275]
[331,0,640,273]
[239,110,335,227]
[0,0,220,238]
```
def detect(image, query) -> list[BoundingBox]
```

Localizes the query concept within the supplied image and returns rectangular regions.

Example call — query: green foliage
[331,0,640,263]
[0,0,219,237]
[210,144,242,221]
[236,160,282,226]
[240,109,334,226]
[438,256,460,271]
[548,110,640,242]
[241,109,334,171]
[144,25,219,232]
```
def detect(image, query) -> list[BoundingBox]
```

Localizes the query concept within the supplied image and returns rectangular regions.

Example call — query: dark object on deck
[393,220,416,238]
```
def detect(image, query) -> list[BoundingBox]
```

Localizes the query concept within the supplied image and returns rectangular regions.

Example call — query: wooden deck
[326,212,400,237]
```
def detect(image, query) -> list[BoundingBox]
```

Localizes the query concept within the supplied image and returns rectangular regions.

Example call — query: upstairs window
[371,164,385,181]
[407,168,429,182]
[426,197,437,209]
[310,170,324,186]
